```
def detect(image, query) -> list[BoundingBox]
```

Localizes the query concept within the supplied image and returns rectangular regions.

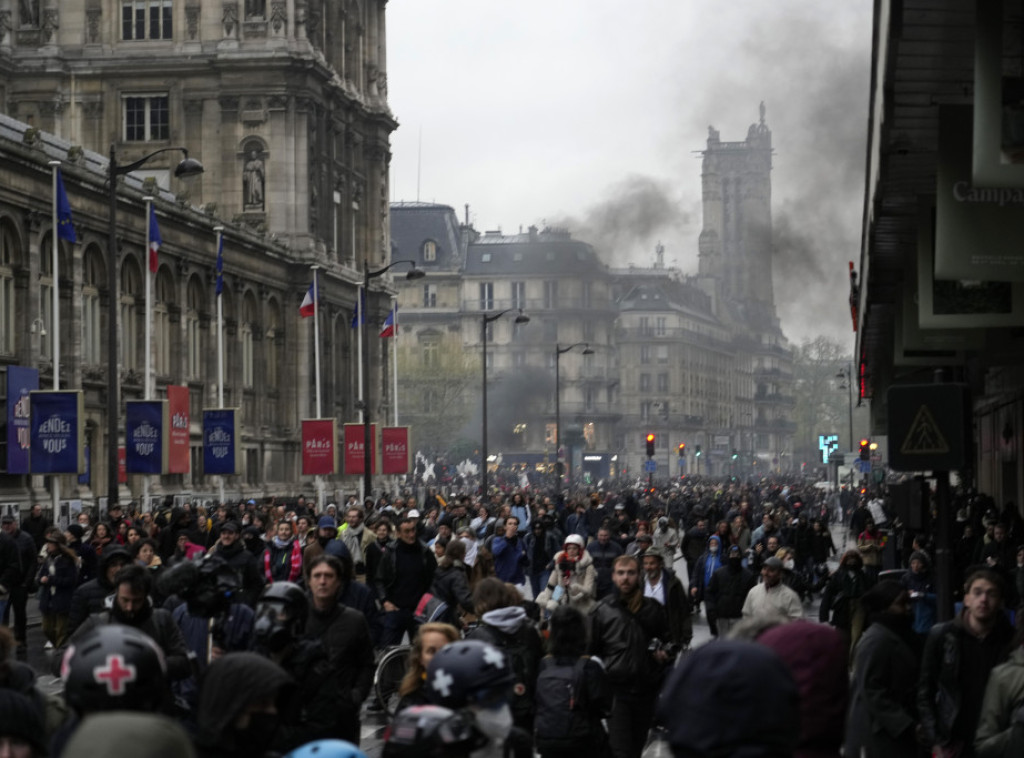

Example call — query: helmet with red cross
[61,624,168,714]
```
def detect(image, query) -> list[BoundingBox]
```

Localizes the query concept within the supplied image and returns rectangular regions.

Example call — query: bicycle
[373,644,411,716]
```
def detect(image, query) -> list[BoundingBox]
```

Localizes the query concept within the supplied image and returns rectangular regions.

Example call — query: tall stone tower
[697,103,776,327]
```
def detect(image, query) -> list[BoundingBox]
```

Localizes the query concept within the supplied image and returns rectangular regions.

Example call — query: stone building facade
[0,0,396,508]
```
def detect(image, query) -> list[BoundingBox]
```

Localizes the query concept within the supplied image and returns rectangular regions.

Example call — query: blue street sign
[644,459,657,473]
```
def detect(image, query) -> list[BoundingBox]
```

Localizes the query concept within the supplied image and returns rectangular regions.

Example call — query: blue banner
[125,401,169,475]
[7,366,38,474]
[203,408,240,475]
[30,391,84,474]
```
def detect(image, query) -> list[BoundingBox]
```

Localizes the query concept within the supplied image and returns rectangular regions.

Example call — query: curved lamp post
[480,308,529,498]
[107,146,203,511]
[554,342,593,489]
[362,258,424,500]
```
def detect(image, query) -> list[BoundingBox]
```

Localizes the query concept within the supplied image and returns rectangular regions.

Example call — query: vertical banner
[30,390,84,474]
[7,366,38,474]
[203,408,241,475]
[381,426,411,475]
[343,423,377,475]
[302,419,338,475]
[167,385,190,474]
[118,447,127,484]
[125,400,169,474]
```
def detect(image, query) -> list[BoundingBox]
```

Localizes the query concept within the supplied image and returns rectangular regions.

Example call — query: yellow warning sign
[900,405,951,455]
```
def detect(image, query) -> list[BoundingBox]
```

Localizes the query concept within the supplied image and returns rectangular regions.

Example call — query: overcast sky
[387,1,873,350]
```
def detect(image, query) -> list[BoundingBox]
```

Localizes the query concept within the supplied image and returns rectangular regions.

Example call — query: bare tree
[791,335,853,466]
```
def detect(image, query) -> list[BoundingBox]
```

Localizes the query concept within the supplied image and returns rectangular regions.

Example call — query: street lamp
[554,342,593,490]
[362,258,424,500]
[107,146,203,511]
[836,364,856,452]
[480,308,529,498]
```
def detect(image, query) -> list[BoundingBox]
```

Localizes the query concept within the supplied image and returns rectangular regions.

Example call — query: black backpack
[533,656,591,748]
[468,623,540,721]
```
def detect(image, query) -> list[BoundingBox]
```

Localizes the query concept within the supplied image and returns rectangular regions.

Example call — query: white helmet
[564,534,585,549]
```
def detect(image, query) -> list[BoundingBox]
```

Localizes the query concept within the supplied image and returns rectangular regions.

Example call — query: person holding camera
[588,554,670,758]
[536,534,597,616]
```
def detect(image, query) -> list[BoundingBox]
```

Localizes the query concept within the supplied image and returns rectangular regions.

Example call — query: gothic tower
[697,103,776,327]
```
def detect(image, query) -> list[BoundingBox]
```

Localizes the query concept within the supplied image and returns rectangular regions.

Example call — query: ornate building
[0,1,396,508]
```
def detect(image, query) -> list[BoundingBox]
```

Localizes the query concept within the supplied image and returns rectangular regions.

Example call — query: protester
[395,622,460,712]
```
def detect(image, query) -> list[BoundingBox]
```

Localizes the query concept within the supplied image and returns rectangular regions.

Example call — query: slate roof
[463,231,603,276]
[390,202,463,269]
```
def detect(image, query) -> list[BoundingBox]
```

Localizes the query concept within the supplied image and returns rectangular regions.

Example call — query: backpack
[533,656,591,748]
[413,592,449,624]
[469,623,540,720]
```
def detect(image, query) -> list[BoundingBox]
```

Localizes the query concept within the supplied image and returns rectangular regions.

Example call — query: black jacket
[273,639,357,750]
[304,600,375,711]
[588,591,669,688]
[372,539,435,607]
[706,563,756,619]
[209,539,265,606]
[9,530,36,589]
[21,513,50,552]
[430,562,475,618]
[0,532,21,593]
[72,608,191,681]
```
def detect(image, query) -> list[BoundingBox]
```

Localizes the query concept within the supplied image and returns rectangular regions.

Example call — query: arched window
[154,269,174,377]
[241,292,258,388]
[82,247,104,365]
[120,257,141,371]
[0,222,19,355]
[266,299,281,390]
[185,275,204,381]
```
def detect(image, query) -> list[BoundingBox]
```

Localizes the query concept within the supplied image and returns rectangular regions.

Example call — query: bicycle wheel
[374,645,410,716]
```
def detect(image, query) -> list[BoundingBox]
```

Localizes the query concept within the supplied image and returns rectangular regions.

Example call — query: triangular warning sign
[900,405,951,455]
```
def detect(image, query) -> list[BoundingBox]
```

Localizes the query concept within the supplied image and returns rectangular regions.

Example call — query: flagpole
[214,226,225,507]
[311,265,324,511]
[49,161,61,519]
[391,298,399,426]
[142,197,154,512]
[356,285,364,502]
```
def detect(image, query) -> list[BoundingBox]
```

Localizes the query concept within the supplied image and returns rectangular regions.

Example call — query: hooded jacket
[67,548,131,632]
[536,549,597,615]
[466,605,545,723]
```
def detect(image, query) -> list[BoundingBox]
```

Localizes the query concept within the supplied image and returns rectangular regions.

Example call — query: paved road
[21,522,850,756]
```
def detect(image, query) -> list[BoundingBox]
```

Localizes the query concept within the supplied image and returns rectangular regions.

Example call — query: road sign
[887,384,968,471]
[644,459,657,473]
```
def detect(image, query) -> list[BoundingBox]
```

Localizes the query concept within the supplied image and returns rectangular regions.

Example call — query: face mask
[709,544,718,553]
[472,703,513,740]
[783,559,795,571]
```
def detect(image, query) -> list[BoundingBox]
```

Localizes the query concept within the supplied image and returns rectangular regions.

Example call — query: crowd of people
[0,478,1022,756]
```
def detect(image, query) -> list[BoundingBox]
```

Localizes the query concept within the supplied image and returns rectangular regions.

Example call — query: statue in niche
[20,0,39,27]
[243,149,265,210]
[245,0,266,19]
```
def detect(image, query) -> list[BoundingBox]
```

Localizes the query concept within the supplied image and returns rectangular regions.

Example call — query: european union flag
[55,169,76,243]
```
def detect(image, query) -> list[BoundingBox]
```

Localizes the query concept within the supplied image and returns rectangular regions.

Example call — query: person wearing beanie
[899,550,937,636]
[38,527,78,648]
[64,523,97,586]
[656,639,799,757]
[845,580,924,758]
[0,689,47,757]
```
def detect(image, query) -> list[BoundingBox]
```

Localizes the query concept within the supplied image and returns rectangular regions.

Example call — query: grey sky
[387,1,873,348]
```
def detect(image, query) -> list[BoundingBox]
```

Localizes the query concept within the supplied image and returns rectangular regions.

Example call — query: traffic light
[645,433,656,457]
[678,442,686,457]
[859,438,870,460]
[694,444,702,457]
[732,448,738,460]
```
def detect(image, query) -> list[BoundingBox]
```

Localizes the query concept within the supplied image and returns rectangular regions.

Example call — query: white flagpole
[391,298,399,426]
[143,197,154,512]
[214,226,225,507]
[356,285,364,423]
[312,266,324,511]
[49,161,61,517]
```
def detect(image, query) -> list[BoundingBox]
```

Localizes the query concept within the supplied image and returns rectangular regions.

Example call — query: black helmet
[383,705,486,758]
[61,625,167,714]
[190,556,243,617]
[254,581,309,653]
[424,640,514,709]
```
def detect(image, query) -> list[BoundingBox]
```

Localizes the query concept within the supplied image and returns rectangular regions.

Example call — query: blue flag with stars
[56,169,76,243]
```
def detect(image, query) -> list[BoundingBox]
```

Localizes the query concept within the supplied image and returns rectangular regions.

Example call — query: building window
[82,250,103,366]
[120,262,140,371]
[656,317,666,336]
[639,373,651,392]
[479,282,493,311]
[543,281,558,309]
[512,352,526,368]
[422,337,439,368]
[510,281,525,310]
[581,281,592,307]
[423,284,437,308]
[640,402,652,421]
[639,316,651,336]
[582,320,595,342]
[154,273,173,377]
[656,345,669,363]
[0,224,16,355]
[422,240,437,262]
[124,95,169,142]
[584,388,595,411]
[123,0,173,40]
[657,372,669,392]
[640,345,651,364]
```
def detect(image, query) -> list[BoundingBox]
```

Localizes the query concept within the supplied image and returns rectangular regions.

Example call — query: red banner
[381,427,411,474]
[167,385,190,474]
[343,423,377,475]
[117,446,127,484]
[302,419,338,475]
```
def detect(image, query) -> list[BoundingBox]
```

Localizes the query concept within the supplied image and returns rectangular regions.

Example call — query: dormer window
[422,240,437,262]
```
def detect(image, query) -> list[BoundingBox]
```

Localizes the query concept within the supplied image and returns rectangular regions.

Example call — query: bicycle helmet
[563,534,585,549]
[424,639,514,709]
[284,739,368,758]
[254,581,309,653]
[383,705,486,758]
[61,625,167,714]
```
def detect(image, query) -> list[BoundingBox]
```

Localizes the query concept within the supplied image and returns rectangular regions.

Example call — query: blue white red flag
[299,280,318,318]
[148,205,162,273]
[379,306,397,338]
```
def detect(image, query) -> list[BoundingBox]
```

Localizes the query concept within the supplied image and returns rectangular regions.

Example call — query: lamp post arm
[112,146,192,177]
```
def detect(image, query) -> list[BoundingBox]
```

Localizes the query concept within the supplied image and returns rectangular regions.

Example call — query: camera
[558,560,574,574]
[648,637,681,659]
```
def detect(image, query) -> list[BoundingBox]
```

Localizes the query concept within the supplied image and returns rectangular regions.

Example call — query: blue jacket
[38,553,77,615]
[492,535,527,584]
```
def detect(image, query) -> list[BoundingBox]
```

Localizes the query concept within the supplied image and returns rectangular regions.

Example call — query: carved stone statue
[243,149,265,210]
[20,0,39,27]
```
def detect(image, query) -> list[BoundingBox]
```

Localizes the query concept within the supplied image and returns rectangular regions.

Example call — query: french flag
[148,205,162,273]
[379,306,397,338]
[299,281,318,318]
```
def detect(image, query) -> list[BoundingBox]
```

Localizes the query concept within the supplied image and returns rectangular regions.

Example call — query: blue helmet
[283,740,367,758]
